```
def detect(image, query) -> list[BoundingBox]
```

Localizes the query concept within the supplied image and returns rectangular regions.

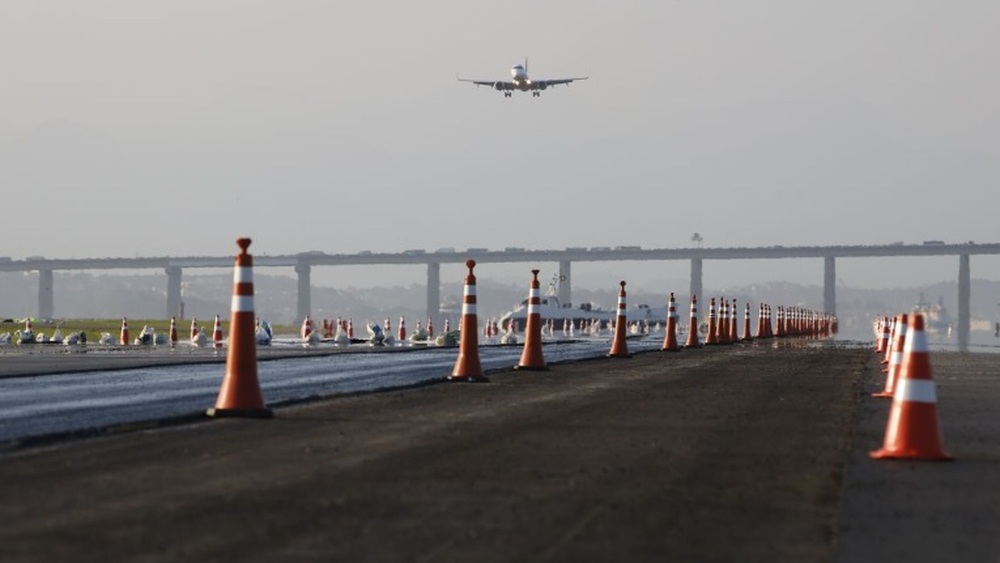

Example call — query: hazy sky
[2,1,998,292]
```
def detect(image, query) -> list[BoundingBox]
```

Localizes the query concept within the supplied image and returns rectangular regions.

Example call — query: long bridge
[3,242,998,350]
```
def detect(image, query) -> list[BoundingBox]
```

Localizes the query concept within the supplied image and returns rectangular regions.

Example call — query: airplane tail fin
[525,56,529,75]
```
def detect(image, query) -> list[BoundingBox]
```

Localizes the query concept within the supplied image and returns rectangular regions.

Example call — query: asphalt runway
[0,340,996,562]
[0,342,394,378]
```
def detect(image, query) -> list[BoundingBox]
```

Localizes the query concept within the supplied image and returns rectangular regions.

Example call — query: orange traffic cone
[207,238,272,418]
[607,281,632,358]
[714,298,727,344]
[881,317,896,366]
[212,314,224,351]
[685,294,701,348]
[727,300,736,342]
[729,299,739,342]
[755,304,766,338]
[515,269,548,370]
[873,314,907,398]
[426,318,433,339]
[721,298,732,344]
[870,314,952,461]
[661,292,680,351]
[301,315,313,339]
[449,260,488,382]
[119,317,130,346]
[398,316,406,341]
[190,317,199,341]
[169,316,178,349]
[742,302,753,341]
[704,298,719,345]
[727,299,740,344]
[875,316,890,354]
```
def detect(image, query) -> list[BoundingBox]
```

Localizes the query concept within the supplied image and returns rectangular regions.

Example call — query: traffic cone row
[870,313,951,461]
[152,244,844,419]
[313,318,361,340]
[873,314,906,398]
[678,296,836,345]
[186,243,952,465]
[714,298,727,345]
[722,299,733,344]
[756,304,770,338]
[769,306,837,338]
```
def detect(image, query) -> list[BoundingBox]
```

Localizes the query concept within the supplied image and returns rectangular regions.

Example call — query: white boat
[911,293,952,336]
[498,282,665,333]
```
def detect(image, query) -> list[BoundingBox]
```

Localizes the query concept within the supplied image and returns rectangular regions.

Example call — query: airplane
[458,58,588,98]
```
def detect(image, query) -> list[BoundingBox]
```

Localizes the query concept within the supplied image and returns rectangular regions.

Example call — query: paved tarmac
[0,339,996,562]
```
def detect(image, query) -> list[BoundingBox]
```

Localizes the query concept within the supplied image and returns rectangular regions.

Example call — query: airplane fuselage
[510,64,531,90]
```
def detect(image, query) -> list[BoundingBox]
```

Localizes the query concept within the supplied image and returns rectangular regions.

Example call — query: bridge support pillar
[558,261,572,306]
[165,266,182,319]
[690,258,703,303]
[823,256,836,316]
[426,262,440,330]
[958,254,970,352]
[296,263,312,324]
[38,269,54,319]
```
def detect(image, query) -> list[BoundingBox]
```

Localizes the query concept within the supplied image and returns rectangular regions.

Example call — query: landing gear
[532,91,541,98]
[504,92,512,98]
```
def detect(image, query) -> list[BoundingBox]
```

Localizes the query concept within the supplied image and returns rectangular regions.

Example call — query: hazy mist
[5,270,1000,344]
[2,1,999,291]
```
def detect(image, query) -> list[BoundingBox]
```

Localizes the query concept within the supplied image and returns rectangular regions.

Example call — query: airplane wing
[530,77,588,90]
[457,77,514,91]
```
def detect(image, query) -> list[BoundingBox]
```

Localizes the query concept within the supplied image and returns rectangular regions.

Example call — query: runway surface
[0,336,665,445]
[0,338,996,562]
